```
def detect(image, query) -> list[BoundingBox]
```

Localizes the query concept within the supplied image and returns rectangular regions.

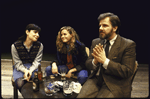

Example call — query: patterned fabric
[14,41,41,64]
[66,54,74,69]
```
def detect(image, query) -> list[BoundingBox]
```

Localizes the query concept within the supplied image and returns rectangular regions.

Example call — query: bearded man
[77,12,136,98]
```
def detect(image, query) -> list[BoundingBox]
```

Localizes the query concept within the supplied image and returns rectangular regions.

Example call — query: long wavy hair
[56,26,80,54]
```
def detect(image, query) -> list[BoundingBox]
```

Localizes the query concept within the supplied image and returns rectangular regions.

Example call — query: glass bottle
[33,71,39,92]
[38,64,43,82]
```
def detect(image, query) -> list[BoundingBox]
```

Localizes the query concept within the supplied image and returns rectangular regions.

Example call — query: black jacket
[52,40,88,72]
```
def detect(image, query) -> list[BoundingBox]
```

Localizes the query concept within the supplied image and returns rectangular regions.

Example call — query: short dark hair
[26,24,41,32]
[98,12,121,34]
[18,24,41,41]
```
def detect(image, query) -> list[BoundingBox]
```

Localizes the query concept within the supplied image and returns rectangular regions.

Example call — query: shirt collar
[23,42,33,52]
[104,35,118,46]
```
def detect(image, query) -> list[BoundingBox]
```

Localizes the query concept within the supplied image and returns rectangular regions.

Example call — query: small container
[63,80,73,96]
[38,64,42,83]
[42,70,47,81]
[44,82,54,96]
[44,81,60,96]
[60,67,67,81]
[32,71,39,92]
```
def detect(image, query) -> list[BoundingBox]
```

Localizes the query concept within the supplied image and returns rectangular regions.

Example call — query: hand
[65,68,77,78]
[52,62,58,74]
[92,43,106,64]
[27,69,33,81]
[65,70,72,78]
[23,69,30,81]
[93,58,98,65]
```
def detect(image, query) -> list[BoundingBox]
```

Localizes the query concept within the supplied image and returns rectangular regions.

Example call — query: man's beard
[99,29,113,40]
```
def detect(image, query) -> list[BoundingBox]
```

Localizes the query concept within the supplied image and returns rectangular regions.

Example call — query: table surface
[21,76,78,98]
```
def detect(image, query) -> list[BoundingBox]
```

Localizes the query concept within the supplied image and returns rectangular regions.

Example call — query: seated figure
[77,12,136,98]
[11,24,43,92]
[45,26,88,84]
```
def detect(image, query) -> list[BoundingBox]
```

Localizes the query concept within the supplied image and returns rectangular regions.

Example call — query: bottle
[33,71,39,92]
[38,64,43,82]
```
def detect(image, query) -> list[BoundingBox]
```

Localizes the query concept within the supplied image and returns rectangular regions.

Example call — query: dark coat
[86,34,136,98]
[52,40,88,72]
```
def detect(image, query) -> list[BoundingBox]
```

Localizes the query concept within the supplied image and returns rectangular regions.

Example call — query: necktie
[105,40,110,58]
[97,40,110,86]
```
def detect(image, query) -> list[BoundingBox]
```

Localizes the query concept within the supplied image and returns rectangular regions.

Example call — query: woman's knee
[77,70,88,84]
[15,78,27,92]
[45,65,51,71]
[78,70,88,78]
[45,65,52,76]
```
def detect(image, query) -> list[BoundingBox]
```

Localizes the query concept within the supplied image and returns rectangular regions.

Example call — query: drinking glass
[44,81,60,96]
[42,70,46,78]
[60,67,67,80]
[44,81,55,96]
[42,70,47,81]
[63,80,73,96]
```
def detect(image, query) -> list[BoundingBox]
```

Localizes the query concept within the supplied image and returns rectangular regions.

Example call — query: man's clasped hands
[92,43,107,65]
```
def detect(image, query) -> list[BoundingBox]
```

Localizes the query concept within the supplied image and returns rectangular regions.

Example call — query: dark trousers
[77,76,114,98]
[13,63,38,92]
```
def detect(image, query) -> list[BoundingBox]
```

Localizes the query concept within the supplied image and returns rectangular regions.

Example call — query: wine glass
[60,67,67,80]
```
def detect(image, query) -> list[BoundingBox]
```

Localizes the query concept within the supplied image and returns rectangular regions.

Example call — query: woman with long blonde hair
[46,26,88,84]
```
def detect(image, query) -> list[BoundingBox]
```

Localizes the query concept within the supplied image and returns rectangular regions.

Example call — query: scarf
[66,45,74,69]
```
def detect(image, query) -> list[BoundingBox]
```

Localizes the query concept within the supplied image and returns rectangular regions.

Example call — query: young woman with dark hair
[11,24,43,92]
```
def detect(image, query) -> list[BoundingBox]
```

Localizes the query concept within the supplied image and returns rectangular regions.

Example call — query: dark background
[0,0,148,64]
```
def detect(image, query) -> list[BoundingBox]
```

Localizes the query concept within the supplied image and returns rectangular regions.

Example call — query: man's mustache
[99,30,104,33]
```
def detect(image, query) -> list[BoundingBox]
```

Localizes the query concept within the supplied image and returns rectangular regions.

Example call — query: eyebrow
[99,23,109,26]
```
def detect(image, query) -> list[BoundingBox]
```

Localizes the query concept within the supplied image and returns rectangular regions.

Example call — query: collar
[104,35,118,46]
[23,42,33,50]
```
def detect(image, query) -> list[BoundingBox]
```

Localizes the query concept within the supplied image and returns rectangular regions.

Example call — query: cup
[42,70,47,81]
[60,67,67,80]
[44,81,59,96]
[42,70,47,78]
[44,81,55,96]
[63,80,73,96]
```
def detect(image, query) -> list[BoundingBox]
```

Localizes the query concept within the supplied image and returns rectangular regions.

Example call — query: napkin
[71,82,82,93]
[54,81,82,93]
[54,81,63,87]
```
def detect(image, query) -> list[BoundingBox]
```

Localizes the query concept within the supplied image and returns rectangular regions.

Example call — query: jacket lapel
[108,35,121,59]
[100,39,105,45]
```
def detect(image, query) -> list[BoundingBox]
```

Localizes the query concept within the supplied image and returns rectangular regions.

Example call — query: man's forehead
[99,17,111,24]
[100,17,110,22]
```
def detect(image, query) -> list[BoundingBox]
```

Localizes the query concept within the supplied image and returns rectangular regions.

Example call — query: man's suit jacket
[85,34,136,98]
